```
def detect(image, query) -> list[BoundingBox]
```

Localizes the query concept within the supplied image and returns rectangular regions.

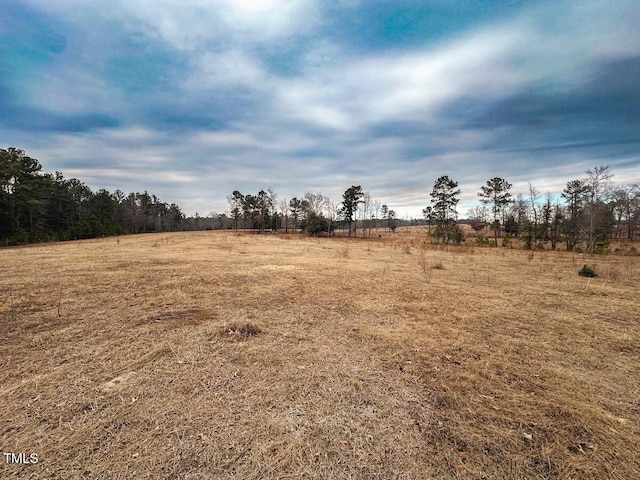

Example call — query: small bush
[451,225,465,245]
[578,265,597,278]
[594,230,610,253]
[475,235,490,247]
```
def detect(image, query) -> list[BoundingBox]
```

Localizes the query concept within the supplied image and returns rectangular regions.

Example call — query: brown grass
[1,230,639,479]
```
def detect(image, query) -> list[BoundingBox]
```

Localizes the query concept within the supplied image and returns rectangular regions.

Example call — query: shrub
[451,225,465,245]
[594,230,610,253]
[578,265,597,278]
[475,235,490,247]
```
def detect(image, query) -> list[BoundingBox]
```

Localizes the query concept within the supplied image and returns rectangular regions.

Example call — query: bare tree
[323,197,338,236]
[268,188,278,231]
[372,199,381,232]
[511,194,528,237]
[279,198,289,233]
[631,184,640,241]
[303,192,325,216]
[527,182,539,248]
[362,192,372,237]
[585,166,613,253]
[467,205,488,232]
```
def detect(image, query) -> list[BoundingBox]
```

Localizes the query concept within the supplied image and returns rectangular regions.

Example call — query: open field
[1,230,639,479]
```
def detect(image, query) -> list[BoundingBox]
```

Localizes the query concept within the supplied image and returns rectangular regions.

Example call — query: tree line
[0,147,186,244]
[2,147,638,252]
[225,186,400,237]
[227,166,639,254]
[426,167,639,253]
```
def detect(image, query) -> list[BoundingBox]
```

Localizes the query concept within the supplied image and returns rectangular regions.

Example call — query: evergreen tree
[562,179,588,251]
[340,185,364,236]
[478,177,512,243]
[429,175,460,244]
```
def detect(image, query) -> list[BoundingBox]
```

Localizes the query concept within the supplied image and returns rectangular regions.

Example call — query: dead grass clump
[218,321,262,340]
[146,308,216,327]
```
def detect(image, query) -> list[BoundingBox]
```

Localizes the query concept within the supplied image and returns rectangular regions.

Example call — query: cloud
[114,0,321,51]
[1,0,639,218]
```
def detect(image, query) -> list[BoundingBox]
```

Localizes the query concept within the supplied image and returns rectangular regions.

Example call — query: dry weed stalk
[57,282,62,317]
[417,250,431,283]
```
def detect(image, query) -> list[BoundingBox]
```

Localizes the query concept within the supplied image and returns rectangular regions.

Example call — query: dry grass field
[1,229,639,479]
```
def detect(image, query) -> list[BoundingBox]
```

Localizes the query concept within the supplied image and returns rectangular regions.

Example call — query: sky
[1,0,639,218]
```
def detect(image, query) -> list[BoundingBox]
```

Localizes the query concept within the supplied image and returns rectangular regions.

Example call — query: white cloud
[269,23,532,132]
[7,0,640,219]
[269,0,640,134]
[113,0,320,51]
[185,49,269,91]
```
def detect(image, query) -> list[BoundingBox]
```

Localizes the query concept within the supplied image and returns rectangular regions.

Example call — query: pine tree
[340,186,364,237]
[478,177,512,243]
[429,175,460,243]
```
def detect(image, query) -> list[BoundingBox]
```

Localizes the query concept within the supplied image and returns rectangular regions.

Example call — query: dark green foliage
[340,185,364,236]
[562,179,588,251]
[225,188,277,232]
[430,222,464,244]
[288,197,305,230]
[228,190,244,230]
[478,177,513,243]
[578,265,597,277]
[504,215,518,236]
[387,209,397,232]
[303,211,329,236]
[476,235,490,247]
[451,224,464,244]
[428,175,461,244]
[0,147,184,244]
[593,229,610,253]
